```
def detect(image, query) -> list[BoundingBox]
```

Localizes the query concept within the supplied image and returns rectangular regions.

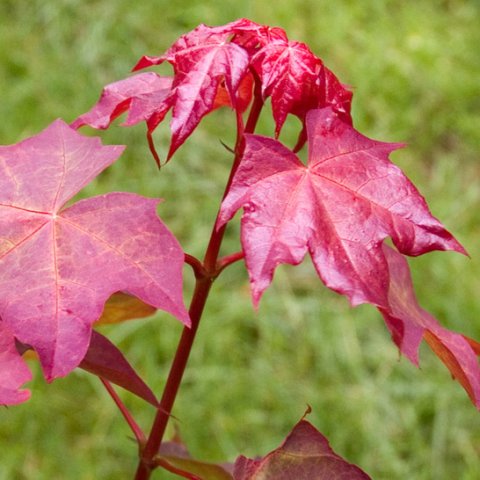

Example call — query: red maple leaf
[75,20,351,165]
[0,119,189,403]
[133,23,252,159]
[218,107,465,307]
[70,72,173,131]
[251,35,352,138]
[71,70,252,166]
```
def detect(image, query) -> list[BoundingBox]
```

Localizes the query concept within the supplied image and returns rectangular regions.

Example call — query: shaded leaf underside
[234,415,371,479]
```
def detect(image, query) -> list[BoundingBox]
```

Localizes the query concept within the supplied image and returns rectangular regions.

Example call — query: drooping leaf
[79,331,158,406]
[233,416,371,479]
[0,119,189,402]
[96,292,156,326]
[155,453,233,480]
[219,107,465,307]
[0,321,32,405]
[134,23,251,160]
[70,70,252,166]
[14,330,159,406]
[379,245,480,408]
[320,66,353,125]
[70,72,173,132]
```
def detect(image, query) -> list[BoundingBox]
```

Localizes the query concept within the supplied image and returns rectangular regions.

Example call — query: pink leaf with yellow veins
[0,120,188,391]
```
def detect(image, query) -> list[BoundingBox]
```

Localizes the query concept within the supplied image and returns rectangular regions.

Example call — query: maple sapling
[1,18,478,479]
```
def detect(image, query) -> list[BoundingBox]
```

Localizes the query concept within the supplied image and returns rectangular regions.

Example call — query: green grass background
[1,0,479,478]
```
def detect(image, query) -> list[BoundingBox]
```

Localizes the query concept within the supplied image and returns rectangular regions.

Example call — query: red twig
[134,74,264,480]
[100,378,146,446]
[184,253,206,279]
[216,251,245,275]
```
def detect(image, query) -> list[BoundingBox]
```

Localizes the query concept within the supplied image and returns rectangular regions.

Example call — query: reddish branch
[100,379,146,446]
[134,78,264,480]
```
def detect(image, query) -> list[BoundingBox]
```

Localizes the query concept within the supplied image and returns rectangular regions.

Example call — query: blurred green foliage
[0,1,479,478]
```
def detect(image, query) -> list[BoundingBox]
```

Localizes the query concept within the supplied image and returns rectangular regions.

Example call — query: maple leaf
[75,20,351,165]
[0,119,189,402]
[133,23,252,159]
[380,245,480,408]
[202,18,286,54]
[71,72,173,132]
[233,413,371,479]
[218,107,465,307]
[15,330,159,406]
[71,70,253,166]
[250,35,352,137]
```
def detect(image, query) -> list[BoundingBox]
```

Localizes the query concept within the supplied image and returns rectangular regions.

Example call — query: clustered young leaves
[1,18,479,479]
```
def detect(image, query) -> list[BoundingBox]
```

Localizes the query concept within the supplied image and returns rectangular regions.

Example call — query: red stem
[184,253,206,279]
[244,71,264,135]
[134,278,213,478]
[216,251,244,274]
[100,378,146,446]
[133,79,264,480]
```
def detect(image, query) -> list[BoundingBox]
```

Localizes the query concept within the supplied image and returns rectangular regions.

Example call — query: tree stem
[134,277,213,479]
[133,79,264,479]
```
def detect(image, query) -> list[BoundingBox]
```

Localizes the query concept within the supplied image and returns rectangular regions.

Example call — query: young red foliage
[80,331,159,406]
[133,23,252,160]
[216,106,480,406]
[76,19,349,164]
[251,34,352,136]
[0,119,188,403]
[14,330,159,406]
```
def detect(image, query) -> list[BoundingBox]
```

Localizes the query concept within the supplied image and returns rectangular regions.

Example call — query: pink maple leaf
[0,321,32,405]
[0,119,189,403]
[218,107,465,307]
